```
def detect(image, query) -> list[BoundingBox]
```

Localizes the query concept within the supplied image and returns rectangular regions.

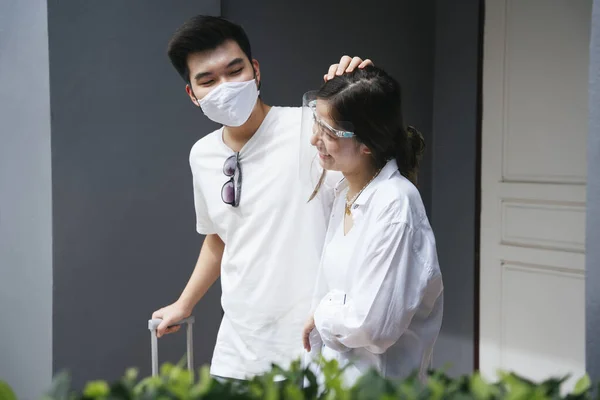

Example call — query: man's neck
[222,100,271,152]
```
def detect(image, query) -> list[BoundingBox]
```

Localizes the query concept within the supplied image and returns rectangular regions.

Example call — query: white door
[480,0,591,391]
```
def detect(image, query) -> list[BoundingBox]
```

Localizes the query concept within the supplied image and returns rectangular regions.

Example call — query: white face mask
[197,79,259,127]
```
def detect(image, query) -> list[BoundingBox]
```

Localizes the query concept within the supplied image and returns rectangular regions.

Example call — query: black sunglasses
[222,153,242,207]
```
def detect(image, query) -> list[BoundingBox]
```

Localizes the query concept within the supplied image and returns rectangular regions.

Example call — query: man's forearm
[177,233,224,311]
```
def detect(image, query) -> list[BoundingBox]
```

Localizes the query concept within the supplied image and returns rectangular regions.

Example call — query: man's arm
[152,233,224,337]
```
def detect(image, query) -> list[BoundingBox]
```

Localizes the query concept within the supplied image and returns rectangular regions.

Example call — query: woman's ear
[359,143,372,155]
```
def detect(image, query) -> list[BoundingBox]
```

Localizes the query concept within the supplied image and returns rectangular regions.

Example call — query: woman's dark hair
[310,65,425,200]
[167,15,252,83]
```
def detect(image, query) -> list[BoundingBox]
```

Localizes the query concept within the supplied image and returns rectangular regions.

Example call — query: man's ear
[186,84,200,106]
[252,59,261,90]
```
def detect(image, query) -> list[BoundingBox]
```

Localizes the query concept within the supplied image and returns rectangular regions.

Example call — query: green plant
[30,358,600,400]
[0,380,17,400]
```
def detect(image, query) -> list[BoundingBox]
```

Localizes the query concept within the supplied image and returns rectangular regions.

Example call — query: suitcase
[147,317,195,377]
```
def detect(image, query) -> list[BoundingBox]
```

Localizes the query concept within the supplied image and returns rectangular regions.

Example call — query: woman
[301,66,443,386]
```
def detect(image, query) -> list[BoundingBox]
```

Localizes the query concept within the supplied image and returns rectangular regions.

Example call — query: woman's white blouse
[310,159,444,385]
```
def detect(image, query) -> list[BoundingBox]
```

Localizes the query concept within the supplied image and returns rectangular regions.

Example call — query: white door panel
[480,0,591,391]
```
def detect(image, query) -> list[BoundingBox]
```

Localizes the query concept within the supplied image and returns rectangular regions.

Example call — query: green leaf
[162,364,194,399]
[159,362,174,377]
[282,381,304,400]
[107,381,133,400]
[426,376,446,400]
[301,367,319,400]
[538,376,568,397]
[573,374,591,395]
[45,371,73,400]
[124,368,139,384]
[133,376,163,397]
[38,357,600,400]
[261,378,278,400]
[82,380,110,399]
[503,382,535,400]
[189,366,213,397]
[351,369,396,400]
[0,381,17,400]
[396,380,419,400]
[470,372,498,400]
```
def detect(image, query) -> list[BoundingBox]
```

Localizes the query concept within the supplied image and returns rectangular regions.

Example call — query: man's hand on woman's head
[325,56,374,82]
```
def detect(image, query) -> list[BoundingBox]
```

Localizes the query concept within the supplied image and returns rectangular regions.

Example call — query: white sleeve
[313,209,441,354]
[190,160,216,236]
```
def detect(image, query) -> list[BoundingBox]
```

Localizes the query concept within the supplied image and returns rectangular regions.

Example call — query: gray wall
[222,0,436,213]
[47,0,479,387]
[0,1,54,399]
[48,0,221,389]
[586,0,600,384]
[429,0,481,375]
[0,1,481,393]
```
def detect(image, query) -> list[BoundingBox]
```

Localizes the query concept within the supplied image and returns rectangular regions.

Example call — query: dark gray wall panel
[430,0,482,375]
[586,0,600,384]
[48,1,221,388]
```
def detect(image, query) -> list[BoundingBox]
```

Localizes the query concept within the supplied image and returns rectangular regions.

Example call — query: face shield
[299,90,355,188]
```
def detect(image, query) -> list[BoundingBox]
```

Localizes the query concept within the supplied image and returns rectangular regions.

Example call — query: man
[152,14,371,381]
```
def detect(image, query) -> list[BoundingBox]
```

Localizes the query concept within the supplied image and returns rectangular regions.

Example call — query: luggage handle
[148,317,195,377]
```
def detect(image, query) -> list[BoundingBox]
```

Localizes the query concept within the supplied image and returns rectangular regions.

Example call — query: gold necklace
[345,167,383,216]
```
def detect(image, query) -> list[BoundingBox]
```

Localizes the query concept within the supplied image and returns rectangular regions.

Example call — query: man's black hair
[167,15,252,83]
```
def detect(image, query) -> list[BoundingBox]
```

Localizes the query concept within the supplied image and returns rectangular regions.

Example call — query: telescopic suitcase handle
[148,317,195,377]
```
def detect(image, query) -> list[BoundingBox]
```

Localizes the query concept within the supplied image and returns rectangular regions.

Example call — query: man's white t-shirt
[189,106,334,379]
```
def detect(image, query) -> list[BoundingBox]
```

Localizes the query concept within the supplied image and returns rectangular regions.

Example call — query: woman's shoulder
[370,172,428,227]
